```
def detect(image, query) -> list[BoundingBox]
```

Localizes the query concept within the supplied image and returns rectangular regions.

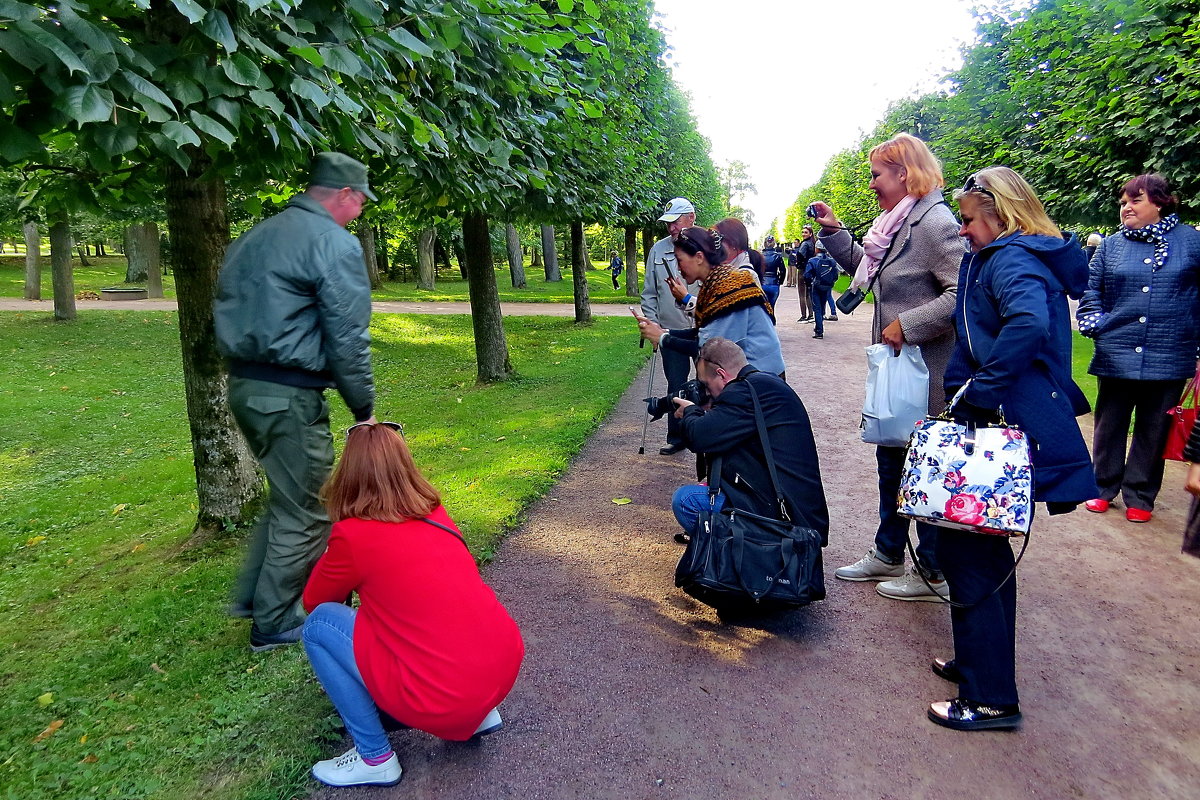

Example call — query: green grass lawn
[0,310,649,800]
[0,255,639,304]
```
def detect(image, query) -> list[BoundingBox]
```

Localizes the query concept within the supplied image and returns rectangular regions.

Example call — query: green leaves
[161,120,201,148]
[62,84,114,124]
[389,28,435,60]
[14,20,89,75]
[199,9,237,52]
[189,111,235,145]
[221,53,262,86]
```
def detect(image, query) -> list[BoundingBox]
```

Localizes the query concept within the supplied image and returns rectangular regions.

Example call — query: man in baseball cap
[639,196,699,455]
[309,151,378,202]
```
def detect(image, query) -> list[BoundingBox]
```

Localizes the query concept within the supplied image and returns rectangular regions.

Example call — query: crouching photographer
[669,338,830,609]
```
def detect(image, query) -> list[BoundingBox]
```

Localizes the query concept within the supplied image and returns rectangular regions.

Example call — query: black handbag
[674,380,825,610]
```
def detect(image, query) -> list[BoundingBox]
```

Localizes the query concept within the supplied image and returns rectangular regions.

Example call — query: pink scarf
[850,194,919,289]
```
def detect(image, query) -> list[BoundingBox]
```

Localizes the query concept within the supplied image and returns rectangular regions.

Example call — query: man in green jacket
[214,152,377,652]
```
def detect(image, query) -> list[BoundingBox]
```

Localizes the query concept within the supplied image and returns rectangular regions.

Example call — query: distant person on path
[811,132,961,602]
[760,235,785,308]
[303,422,523,787]
[785,239,800,288]
[796,226,816,322]
[931,166,1096,731]
[669,337,827,544]
[640,197,701,456]
[609,251,624,290]
[214,152,377,652]
[1076,173,1200,523]
[1182,419,1200,557]
[1084,231,1103,262]
[636,226,785,377]
[805,241,838,340]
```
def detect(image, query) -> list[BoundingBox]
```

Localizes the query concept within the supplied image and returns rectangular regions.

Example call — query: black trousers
[661,346,692,446]
[1092,376,1187,511]
[936,531,1019,706]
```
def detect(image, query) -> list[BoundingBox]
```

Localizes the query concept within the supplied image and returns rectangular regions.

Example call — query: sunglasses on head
[962,174,995,200]
[345,420,404,439]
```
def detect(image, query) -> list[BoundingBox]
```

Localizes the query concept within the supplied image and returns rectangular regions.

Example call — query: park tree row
[0,0,723,537]
[774,0,1198,240]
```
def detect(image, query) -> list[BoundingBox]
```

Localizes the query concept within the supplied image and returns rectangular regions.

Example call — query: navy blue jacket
[680,368,829,543]
[944,233,1098,504]
[805,255,838,290]
[1076,225,1200,380]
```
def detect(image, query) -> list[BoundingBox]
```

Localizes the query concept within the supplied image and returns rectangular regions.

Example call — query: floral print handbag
[897,382,1034,537]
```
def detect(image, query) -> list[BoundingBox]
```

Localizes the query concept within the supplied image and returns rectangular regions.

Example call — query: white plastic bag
[862,343,929,447]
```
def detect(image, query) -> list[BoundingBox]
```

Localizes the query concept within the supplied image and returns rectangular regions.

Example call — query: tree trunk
[436,236,452,277]
[23,221,40,300]
[143,222,164,299]
[49,216,75,321]
[164,154,263,539]
[452,237,467,280]
[374,224,389,277]
[355,220,382,290]
[531,244,542,269]
[541,224,561,281]
[505,223,527,289]
[642,228,654,274]
[570,221,591,324]
[125,221,163,297]
[75,242,91,266]
[417,227,436,290]
[461,212,513,382]
[624,225,639,297]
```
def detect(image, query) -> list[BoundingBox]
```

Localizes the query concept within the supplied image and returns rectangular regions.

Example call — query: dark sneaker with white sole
[928,698,1021,731]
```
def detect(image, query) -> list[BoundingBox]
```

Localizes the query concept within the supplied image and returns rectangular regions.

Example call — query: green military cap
[308,152,378,201]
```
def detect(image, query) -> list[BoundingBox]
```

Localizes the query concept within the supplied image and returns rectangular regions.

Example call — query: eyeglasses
[345,420,404,439]
[962,174,995,200]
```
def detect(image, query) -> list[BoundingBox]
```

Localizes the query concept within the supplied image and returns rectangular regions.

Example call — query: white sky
[653,0,980,236]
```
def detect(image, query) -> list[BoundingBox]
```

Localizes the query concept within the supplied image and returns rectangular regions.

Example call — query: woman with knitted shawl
[635,226,785,377]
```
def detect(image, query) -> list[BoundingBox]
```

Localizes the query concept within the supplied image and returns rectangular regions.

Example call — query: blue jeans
[672,484,726,535]
[763,282,780,309]
[811,286,831,336]
[875,445,941,579]
[303,603,391,759]
[825,289,838,316]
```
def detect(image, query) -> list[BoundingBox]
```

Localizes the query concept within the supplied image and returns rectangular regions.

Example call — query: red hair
[322,425,440,522]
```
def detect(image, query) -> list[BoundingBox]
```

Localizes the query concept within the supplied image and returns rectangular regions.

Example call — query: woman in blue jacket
[1076,174,1200,523]
[930,166,1098,732]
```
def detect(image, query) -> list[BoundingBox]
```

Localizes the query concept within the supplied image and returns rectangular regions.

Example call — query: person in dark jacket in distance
[1076,173,1200,523]
[931,166,1098,732]
[214,152,378,653]
[669,338,828,545]
[805,241,839,340]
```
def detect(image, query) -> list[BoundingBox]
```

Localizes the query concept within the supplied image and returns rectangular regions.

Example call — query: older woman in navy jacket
[1076,174,1200,523]
[931,167,1097,732]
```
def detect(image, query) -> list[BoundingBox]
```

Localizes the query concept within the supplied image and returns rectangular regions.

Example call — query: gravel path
[310,289,1200,800]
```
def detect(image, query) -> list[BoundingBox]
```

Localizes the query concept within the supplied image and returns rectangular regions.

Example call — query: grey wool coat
[820,190,962,415]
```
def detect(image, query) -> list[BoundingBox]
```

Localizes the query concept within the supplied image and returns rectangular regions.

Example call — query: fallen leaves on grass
[33,720,63,743]
[37,693,53,707]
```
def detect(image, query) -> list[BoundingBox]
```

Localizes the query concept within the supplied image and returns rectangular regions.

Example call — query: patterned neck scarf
[1121,213,1179,270]
[695,264,774,327]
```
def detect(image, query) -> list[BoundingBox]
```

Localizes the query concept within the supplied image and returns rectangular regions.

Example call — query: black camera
[805,203,820,219]
[645,379,709,420]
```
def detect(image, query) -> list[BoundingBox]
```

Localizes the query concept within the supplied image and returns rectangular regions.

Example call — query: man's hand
[672,397,694,418]
[881,318,906,351]
[638,318,666,347]
[1187,463,1200,498]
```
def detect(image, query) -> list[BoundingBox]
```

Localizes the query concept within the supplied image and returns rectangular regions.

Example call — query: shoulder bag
[1164,365,1199,461]
[674,379,825,610]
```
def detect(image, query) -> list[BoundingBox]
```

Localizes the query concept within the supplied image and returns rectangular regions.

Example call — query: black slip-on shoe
[932,657,964,683]
[928,698,1021,731]
[249,623,304,653]
[659,443,686,456]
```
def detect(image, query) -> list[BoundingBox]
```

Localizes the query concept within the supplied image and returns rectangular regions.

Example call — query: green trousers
[228,377,335,635]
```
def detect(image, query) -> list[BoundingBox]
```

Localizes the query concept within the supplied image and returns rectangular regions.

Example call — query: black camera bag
[674,381,825,610]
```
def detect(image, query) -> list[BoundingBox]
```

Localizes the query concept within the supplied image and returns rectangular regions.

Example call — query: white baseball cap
[657,197,696,222]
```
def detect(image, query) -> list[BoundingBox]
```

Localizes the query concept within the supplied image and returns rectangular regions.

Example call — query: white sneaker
[876,570,950,602]
[311,748,402,787]
[834,548,905,582]
[472,707,503,738]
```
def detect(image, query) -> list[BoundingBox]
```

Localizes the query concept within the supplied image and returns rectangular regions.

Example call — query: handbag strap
[421,516,472,554]
[1181,366,1200,409]
[744,378,792,522]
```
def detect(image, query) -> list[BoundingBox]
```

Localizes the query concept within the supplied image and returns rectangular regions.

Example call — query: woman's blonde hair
[868,133,944,196]
[953,166,1061,239]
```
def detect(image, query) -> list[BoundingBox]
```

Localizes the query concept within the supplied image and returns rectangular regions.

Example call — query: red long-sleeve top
[303,507,524,740]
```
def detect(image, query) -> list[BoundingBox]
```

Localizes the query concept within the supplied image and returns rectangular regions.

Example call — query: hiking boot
[835,548,905,582]
[876,570,950,602]
[249,623,304,653]
[311,748,402,787]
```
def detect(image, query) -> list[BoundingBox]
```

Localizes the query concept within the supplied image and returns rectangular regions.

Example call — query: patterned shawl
[695,263,774,327]
[1121,213,1179,271]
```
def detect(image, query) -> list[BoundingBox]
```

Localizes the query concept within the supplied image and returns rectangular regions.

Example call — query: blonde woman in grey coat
[809,133,961,602]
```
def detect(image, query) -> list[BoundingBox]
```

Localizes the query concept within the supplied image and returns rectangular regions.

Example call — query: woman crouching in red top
[301,421,525,788]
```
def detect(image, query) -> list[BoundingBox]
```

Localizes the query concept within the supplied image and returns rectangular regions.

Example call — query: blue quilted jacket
[1076,225,1200,380]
